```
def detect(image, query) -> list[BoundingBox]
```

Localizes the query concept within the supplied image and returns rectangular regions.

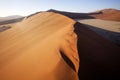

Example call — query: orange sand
[0,12,79,80]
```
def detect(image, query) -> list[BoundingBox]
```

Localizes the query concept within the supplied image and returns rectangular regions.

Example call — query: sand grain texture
[0,12,79,80]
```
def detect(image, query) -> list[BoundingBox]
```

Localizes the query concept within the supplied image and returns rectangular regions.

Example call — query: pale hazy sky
[0,0,120,17]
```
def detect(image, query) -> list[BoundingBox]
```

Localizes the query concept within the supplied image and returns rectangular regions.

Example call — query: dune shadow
[88,11,103,15]
[47,9,95,19]
[0,25,11,32]
[61,13,95,19]
[74,22,120,80]
[83,24,120,46]
[0,17,24,25]
[60,50,76,72]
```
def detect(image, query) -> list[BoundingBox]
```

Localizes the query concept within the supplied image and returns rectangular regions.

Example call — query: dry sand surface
[0,12,79,80]
[0,23,18,32]
[91,9,120,21]
[78,19,120,45]
[0,12,120,80]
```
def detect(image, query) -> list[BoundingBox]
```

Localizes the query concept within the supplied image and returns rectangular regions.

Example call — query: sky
[0,0,120,17]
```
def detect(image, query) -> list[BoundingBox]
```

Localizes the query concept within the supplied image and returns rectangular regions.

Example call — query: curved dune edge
[74,22,120,79]
[0,12,79,80]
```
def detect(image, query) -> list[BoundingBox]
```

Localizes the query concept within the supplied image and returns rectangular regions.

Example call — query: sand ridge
[0,12,79,80]
[1,11,120,80]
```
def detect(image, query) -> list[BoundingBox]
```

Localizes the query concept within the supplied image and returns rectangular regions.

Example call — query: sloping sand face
[0,12,79,80]
[74,22,120,80]
[78,19,120,45]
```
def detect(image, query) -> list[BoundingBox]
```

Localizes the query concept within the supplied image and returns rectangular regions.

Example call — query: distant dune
[78,19,120,46]
[48,9,120,21]
[91,9,120,21]
[0,15,23,21]
[0,17,24,25]
[0,11,120,80]
[0,8,119,26]
[47,9,94,19]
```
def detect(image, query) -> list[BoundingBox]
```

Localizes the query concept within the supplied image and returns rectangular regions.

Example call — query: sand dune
[0,11,120,80]
[0,12,79,80]
[74,22,120,80]
[78,19,120,45]
[0,15,23,22]
[47,9,94,19]
[0,17,24,25]
[48,9,120,21]
[91,9,120,21]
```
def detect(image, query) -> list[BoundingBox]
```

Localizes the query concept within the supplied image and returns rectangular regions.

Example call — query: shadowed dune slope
[74,22,120,80]
[0,17,24,25]
[48,9,120,21]
[0,12,79,80]
[78,19,120,46]
[47,9,94,19]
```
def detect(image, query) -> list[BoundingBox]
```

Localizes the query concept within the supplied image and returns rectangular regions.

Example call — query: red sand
[0,12,120,80]
[0,12,79,80]
[91,9,120,21]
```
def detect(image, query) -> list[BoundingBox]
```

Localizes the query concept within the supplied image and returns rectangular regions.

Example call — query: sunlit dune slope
[91,9,120,21]
[0,12,79,80]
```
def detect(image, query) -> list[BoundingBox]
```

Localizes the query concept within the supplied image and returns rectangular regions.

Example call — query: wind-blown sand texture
[0,12,120,80]
[0,12,79,80]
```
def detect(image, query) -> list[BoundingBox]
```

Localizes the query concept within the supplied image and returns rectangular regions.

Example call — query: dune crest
[0,12,79,80]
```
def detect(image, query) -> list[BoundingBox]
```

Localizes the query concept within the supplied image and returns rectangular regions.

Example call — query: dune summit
[0,12,79,80]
